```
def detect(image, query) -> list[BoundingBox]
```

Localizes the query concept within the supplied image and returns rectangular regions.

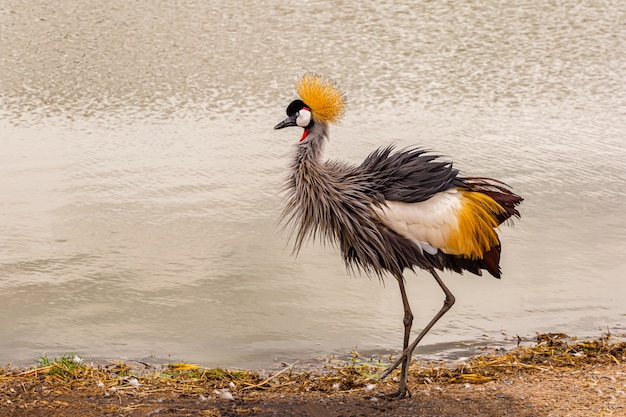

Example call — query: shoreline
[1,333,625,416]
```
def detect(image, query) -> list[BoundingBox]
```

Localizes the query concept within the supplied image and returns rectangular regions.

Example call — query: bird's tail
[460,177,523,225]
[451,177,522,278]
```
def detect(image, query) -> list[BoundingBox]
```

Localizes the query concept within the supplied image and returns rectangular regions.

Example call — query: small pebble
[214,389,234,401]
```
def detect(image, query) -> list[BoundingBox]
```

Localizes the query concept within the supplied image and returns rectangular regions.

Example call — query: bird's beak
[274,114,298,130]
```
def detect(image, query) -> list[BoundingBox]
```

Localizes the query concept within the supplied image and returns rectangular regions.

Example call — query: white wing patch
[372,187,463,254]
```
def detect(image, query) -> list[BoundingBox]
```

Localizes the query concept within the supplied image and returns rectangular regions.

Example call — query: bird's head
[274,73,345,141]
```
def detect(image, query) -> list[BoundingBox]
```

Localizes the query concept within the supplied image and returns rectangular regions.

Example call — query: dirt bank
[1,334,624,416]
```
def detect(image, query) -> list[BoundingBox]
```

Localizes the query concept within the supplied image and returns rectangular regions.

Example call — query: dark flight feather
[359,146,461,204]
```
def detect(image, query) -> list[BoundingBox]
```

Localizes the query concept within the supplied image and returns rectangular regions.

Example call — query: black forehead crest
[286,99,308,116]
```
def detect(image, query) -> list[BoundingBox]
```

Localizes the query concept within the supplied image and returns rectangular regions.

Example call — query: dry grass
[1,333,624,397]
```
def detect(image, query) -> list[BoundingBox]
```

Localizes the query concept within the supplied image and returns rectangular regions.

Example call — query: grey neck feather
[283,121,339,253]
[294,121,328,165]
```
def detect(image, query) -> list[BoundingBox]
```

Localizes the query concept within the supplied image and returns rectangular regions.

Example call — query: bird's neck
[294,121,328,166]
[285,121,338,252]
[291,122,341,204]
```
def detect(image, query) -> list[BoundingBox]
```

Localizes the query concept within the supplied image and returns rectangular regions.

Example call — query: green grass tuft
[37,353,85,377]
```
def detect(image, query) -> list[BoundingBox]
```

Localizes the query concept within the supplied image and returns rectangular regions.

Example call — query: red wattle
[300,127,310,142]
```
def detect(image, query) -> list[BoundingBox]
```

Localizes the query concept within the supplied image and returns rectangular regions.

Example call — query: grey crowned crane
[274,74,522,399]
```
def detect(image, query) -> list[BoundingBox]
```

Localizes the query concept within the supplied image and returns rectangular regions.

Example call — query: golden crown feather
[296,73,346,124]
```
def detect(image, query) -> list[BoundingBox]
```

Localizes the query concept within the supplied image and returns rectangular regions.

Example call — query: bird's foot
[376,386,411,400]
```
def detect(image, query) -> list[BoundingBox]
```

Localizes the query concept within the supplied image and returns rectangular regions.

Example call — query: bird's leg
[387,275,413,399]
[380,270,456,389]
[375,275,414,399]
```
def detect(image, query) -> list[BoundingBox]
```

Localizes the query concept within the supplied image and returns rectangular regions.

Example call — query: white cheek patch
[296,109,311,127]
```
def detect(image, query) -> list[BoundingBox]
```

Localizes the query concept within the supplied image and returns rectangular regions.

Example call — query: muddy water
[1,1,625,368]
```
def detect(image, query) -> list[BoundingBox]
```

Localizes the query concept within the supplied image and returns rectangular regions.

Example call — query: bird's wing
[356,146,461,255]
[359,146,461,203]
[361,147,505,260]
